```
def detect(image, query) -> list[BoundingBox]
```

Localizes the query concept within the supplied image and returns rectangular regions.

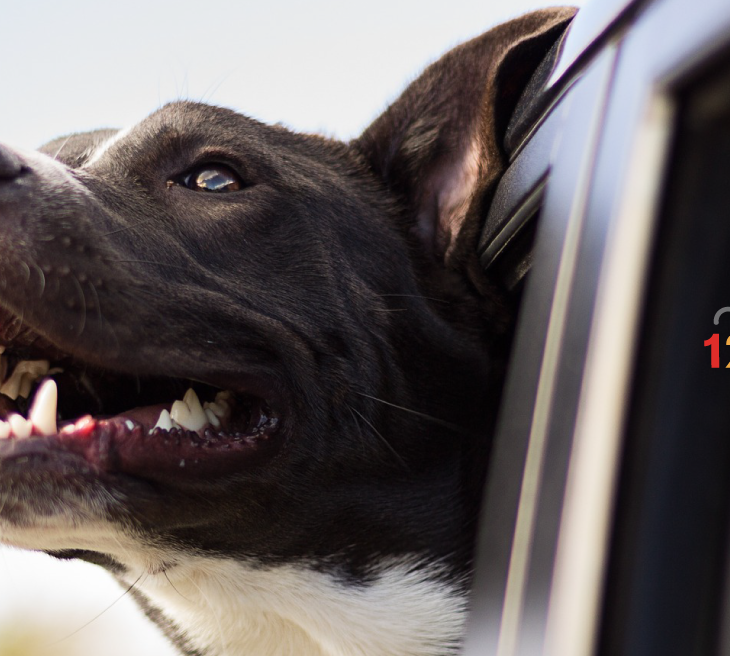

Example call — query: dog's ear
[354,8,576,266]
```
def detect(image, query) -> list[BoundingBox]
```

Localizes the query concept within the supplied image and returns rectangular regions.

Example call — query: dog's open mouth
[0,313,281,480]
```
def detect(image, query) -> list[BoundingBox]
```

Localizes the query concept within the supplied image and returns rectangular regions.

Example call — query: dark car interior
[464,0,730,654]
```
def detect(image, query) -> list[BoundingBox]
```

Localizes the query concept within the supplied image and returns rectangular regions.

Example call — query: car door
[464,0,730,654]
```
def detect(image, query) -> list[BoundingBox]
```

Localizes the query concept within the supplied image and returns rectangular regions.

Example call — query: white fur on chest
[129,557,467,656]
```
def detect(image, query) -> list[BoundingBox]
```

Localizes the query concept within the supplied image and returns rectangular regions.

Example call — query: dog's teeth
[0,360,50,400]
[0,378,21,400]
[8,414,32,439]
[153,409,173,431]
[213,396,232,414]
[184,388,208,428]
[0,371,21,400]
[204,401,227,419]
[29,379,58,436]
[0,420,9,439]
[171,388,208,431]
[15,360,49,378]
[183,388,203,412]
[0,346,5,354]
[18,374,34,400]
[204,408,221,427]
[170,401,195,430]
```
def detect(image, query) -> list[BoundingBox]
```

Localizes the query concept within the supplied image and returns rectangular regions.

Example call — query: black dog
[0,9,574,655]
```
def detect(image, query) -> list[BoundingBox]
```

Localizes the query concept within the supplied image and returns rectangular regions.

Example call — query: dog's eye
[179,164,243,193]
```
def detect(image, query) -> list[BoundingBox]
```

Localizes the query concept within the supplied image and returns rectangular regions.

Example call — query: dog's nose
[0,143,26,181]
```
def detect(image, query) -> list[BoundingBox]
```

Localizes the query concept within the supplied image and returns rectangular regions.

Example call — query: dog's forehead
[143,100,263,139]
[84,101,272,169]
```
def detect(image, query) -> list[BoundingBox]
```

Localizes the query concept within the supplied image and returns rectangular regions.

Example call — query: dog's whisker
[110,534,136,566]
[179,570,228,652]
[86,278,104,325]
[104,258,193,272]
[51,135,72,161]
[102,219,156,238]
[93,292,121,355]
[46,571,146,647]
[182,71,190,101]
[200,69,236,104]
[346,406,367,458]
[348,405,410,471]
[69,273,87,337]
[163,569,192,602]
[377,293,451,304]
[355,392,473,435]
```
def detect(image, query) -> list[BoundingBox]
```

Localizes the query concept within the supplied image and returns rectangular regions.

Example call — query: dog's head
[0,8,574,655]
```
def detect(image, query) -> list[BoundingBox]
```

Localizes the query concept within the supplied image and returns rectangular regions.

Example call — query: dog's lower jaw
[125,557,468,656]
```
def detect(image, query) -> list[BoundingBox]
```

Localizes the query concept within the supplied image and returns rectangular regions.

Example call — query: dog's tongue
[117,403,172,428]
[0,378,279,480]
[0,384,169,432]
[0,350,282,479]
[0,359,234,439]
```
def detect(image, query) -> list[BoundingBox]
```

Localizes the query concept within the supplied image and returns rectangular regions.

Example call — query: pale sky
[0,1,581,654]
[1,0,578,149]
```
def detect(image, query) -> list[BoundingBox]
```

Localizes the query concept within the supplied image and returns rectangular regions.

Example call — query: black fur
[0,8,575,654]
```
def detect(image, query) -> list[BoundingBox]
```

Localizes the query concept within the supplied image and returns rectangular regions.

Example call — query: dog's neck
[123,556,467,656]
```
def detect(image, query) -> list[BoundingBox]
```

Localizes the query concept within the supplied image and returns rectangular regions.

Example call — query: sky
[0,1,582,654]
[1,0,579,149]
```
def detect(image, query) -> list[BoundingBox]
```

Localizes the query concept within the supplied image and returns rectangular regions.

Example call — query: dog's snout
[0,143,28,181]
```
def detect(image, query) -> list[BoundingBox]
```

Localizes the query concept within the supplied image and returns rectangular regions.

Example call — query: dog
[0,8,575,655]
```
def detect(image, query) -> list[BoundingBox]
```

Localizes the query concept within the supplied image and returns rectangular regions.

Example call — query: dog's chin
[0,307,284,485]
